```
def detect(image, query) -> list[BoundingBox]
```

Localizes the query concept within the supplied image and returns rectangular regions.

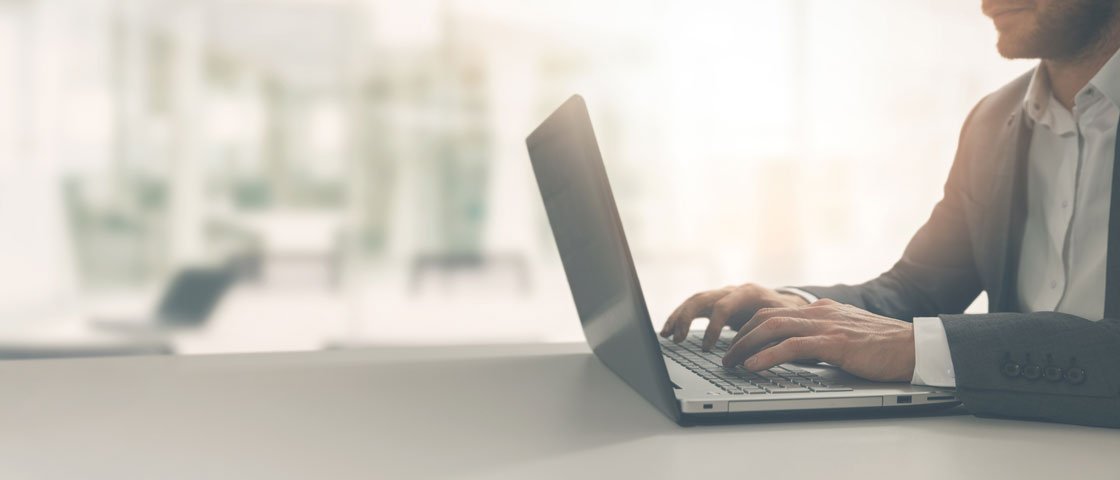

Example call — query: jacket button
[1065,367,1086,385]
[1043,365,1063,382]
[1022,363,1042,380]
[1001,362,1021,378]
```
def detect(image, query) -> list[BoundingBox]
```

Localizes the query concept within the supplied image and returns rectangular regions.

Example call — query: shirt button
[1061,200,1069,209]
[1050,280,1058,289]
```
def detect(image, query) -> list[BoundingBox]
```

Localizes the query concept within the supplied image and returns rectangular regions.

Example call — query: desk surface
[1,343,1115,480]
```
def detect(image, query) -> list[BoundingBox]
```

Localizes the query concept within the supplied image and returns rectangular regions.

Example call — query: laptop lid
[154,267,235,326]
[525,95,680,421]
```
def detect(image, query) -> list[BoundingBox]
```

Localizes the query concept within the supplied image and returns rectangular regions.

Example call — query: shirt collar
[1022,65,1052,125]
[1088,47,1120,110]
[1023,48,1120,125]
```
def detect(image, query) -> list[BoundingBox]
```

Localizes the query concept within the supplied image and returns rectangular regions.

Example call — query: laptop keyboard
[660,334,853,395]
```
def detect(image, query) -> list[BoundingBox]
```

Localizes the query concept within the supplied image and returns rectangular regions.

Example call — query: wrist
[774,287,817,306]
[901,324,916,382]
[778,292,810,306]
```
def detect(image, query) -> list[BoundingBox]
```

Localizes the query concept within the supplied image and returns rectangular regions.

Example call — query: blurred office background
[0,0,1029,356]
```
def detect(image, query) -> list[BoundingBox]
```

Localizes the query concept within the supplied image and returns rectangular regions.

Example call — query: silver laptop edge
[525,95,958,422]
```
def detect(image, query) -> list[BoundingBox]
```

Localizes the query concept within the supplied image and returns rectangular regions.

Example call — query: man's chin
[995,35,1042,59]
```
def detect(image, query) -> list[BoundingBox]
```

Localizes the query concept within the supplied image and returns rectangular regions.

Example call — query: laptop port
[703,403,713,410]
[896,395,912,404]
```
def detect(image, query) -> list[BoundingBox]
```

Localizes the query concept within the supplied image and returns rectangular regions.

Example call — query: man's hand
[721,299,915,382]
[659,284,809,350]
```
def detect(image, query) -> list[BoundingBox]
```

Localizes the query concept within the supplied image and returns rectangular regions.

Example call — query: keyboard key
[666,335,833,395]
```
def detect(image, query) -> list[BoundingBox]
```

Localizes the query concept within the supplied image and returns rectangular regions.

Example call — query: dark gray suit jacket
[799,69,1120,428]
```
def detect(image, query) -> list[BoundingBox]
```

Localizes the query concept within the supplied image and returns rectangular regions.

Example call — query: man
[660,0,1120,428]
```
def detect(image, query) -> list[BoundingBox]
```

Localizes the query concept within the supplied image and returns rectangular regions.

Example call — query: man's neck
[1044,26,1120,111]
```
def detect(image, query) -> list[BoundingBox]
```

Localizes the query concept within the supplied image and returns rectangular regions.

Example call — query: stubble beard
[996,0,1119,61]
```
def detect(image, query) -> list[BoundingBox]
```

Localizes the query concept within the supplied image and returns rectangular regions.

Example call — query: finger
[731,306,817,344]
[672,290,725,342]
[702,288,761,351]
[742,336,829,372]
[722,316,821,367]
[661,291,705,337]
[660,302,689,337]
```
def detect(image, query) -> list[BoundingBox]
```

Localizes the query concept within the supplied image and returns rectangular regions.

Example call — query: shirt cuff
[911,317,957,388]
[775,287,819,304]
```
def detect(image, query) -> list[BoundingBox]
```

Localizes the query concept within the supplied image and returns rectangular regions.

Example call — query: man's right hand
[659,284,809,351]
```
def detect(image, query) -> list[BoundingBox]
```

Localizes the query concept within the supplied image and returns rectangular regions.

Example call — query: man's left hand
[721,299,915,382]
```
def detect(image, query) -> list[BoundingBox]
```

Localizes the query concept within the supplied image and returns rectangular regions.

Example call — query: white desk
[1,343,1115,480]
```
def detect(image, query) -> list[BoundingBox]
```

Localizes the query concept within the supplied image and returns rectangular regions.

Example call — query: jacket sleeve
[795,106,985,321]
[940,312,1120,428]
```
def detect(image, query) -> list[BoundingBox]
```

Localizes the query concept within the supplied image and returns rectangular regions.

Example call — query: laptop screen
[525,95,679,421]
[155,268,235,325]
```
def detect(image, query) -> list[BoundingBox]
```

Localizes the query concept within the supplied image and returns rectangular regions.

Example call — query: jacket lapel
[987,110,1032,312]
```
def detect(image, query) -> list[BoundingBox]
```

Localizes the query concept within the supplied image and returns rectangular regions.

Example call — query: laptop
[525,95,959,424]
[93,267,236,334]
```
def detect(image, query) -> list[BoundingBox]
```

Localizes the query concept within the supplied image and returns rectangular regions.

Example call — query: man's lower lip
[991,9,1029,27]
[990,8,1030,18]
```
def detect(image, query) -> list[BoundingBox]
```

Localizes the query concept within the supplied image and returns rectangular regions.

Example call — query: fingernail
[744,356,757,370]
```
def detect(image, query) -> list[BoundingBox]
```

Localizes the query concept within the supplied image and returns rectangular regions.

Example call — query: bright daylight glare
[0,0,1030,355]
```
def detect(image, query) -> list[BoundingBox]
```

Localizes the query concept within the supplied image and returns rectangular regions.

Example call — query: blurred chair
[236,211,344,289]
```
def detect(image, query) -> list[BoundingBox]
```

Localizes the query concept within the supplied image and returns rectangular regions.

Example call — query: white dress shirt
[911,55,1120,387]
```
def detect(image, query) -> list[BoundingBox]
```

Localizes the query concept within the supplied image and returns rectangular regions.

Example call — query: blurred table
[71,263,588,355]
[0,343,1115,480]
